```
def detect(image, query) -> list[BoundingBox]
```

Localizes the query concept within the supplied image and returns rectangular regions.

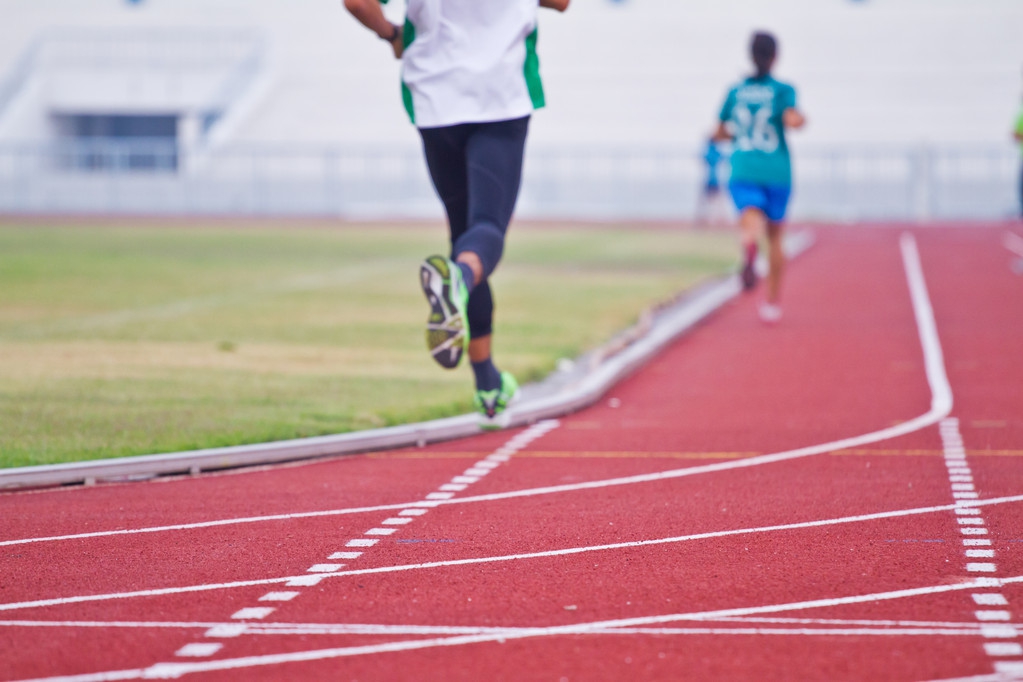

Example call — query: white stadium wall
[0,0,1020,220]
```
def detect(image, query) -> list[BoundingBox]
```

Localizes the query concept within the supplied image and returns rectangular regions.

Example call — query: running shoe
[741,242,758,291]
[475,371,519,430]
[758,301,783,324]
[420,255,469,369]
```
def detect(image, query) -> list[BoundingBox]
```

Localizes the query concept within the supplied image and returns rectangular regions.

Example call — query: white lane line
[986,643,1023,656]
[205,624,246,638]
[981,625,1020,639]
[942,417,1023,672]
[1,615,1006,635]
[174,643,222,658]
[20,577,1023,682]
[231,608,274,621]
[0,236,950,551]
[6,494,1023,615]
[922,673,1022,682]
[1003,231,1023,259]
[285,575,325,587]
[975,595,1011,607]
[328,552,362,560]
[258,592,299,602]
[171,419,563,667]
[977,612,1014,622]
[995,662,1023,676]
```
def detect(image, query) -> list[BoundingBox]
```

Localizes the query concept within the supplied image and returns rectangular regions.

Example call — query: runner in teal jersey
[714,32,806,323]
[1014,91,1023,219]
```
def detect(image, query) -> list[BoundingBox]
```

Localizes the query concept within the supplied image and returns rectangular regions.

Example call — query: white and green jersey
[381,0,546,128]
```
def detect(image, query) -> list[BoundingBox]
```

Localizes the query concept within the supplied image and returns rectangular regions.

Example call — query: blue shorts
[728,181,792,223]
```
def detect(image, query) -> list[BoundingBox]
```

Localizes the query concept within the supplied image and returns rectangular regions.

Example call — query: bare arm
[712,121,732,143]
[783,108,806,130]
[1014,131,1023,143]
[540,0,570,11]
[343,0,404,58]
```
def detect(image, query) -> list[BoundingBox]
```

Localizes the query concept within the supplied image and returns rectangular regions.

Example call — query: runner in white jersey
[344,0,570,429]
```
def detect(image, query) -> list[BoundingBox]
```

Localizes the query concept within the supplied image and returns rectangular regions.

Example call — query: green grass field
[0,221,736,468]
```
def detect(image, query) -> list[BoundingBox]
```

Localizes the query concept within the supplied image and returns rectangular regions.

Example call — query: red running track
[1,224,1022,682]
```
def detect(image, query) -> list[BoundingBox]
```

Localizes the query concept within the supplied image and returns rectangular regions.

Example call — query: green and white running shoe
[475,371,519,430]
[420,255,470,369]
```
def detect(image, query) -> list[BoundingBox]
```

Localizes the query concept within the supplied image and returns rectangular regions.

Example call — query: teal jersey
[719,76,798,187]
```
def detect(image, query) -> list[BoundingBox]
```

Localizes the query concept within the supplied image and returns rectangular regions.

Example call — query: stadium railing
[0,141,1017,221]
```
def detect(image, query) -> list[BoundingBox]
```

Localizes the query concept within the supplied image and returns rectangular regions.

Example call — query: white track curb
[0,231,815,490]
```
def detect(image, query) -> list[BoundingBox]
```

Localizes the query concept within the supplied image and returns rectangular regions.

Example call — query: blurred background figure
[714,31,805,324]
[694,136,731,227]
[1015,71,1023,219]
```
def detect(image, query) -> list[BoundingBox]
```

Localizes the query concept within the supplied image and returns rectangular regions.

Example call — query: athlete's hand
[783,108,806,130]
[540,0,570,11]
[711,122,733,143]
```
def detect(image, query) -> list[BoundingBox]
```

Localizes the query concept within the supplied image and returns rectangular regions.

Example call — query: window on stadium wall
[51,113,179,172]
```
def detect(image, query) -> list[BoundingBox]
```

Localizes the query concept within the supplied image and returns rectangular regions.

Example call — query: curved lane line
[1,233,951,549]
[18,576,1023,682]
[5,493,1023,615]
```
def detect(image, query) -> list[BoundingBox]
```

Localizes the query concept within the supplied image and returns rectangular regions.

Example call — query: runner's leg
[765,220,785,304]
[419,124,474,368]
[457,116,529,364]
[739,206,766,289]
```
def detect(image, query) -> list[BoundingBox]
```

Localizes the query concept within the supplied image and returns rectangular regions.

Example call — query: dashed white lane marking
[258,592,299,603]
[941,417,1023,672]
[204,624,245,638]
[19,577,1023,682]
[976,612,1013,622]
[230,608,274,621]
[985,643,1023,656]
[164,419,561,662]
[285,575,325,587]
[305,564,342,573]
[174,644,222,658]
[975,595,1010,607]
[6,494,1023,614]
[968,564,999,573]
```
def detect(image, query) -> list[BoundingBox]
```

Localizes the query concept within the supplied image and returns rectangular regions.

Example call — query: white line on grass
[4,493,1023,614]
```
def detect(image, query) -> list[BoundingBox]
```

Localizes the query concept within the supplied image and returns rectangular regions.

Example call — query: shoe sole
[420,257,466,370]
